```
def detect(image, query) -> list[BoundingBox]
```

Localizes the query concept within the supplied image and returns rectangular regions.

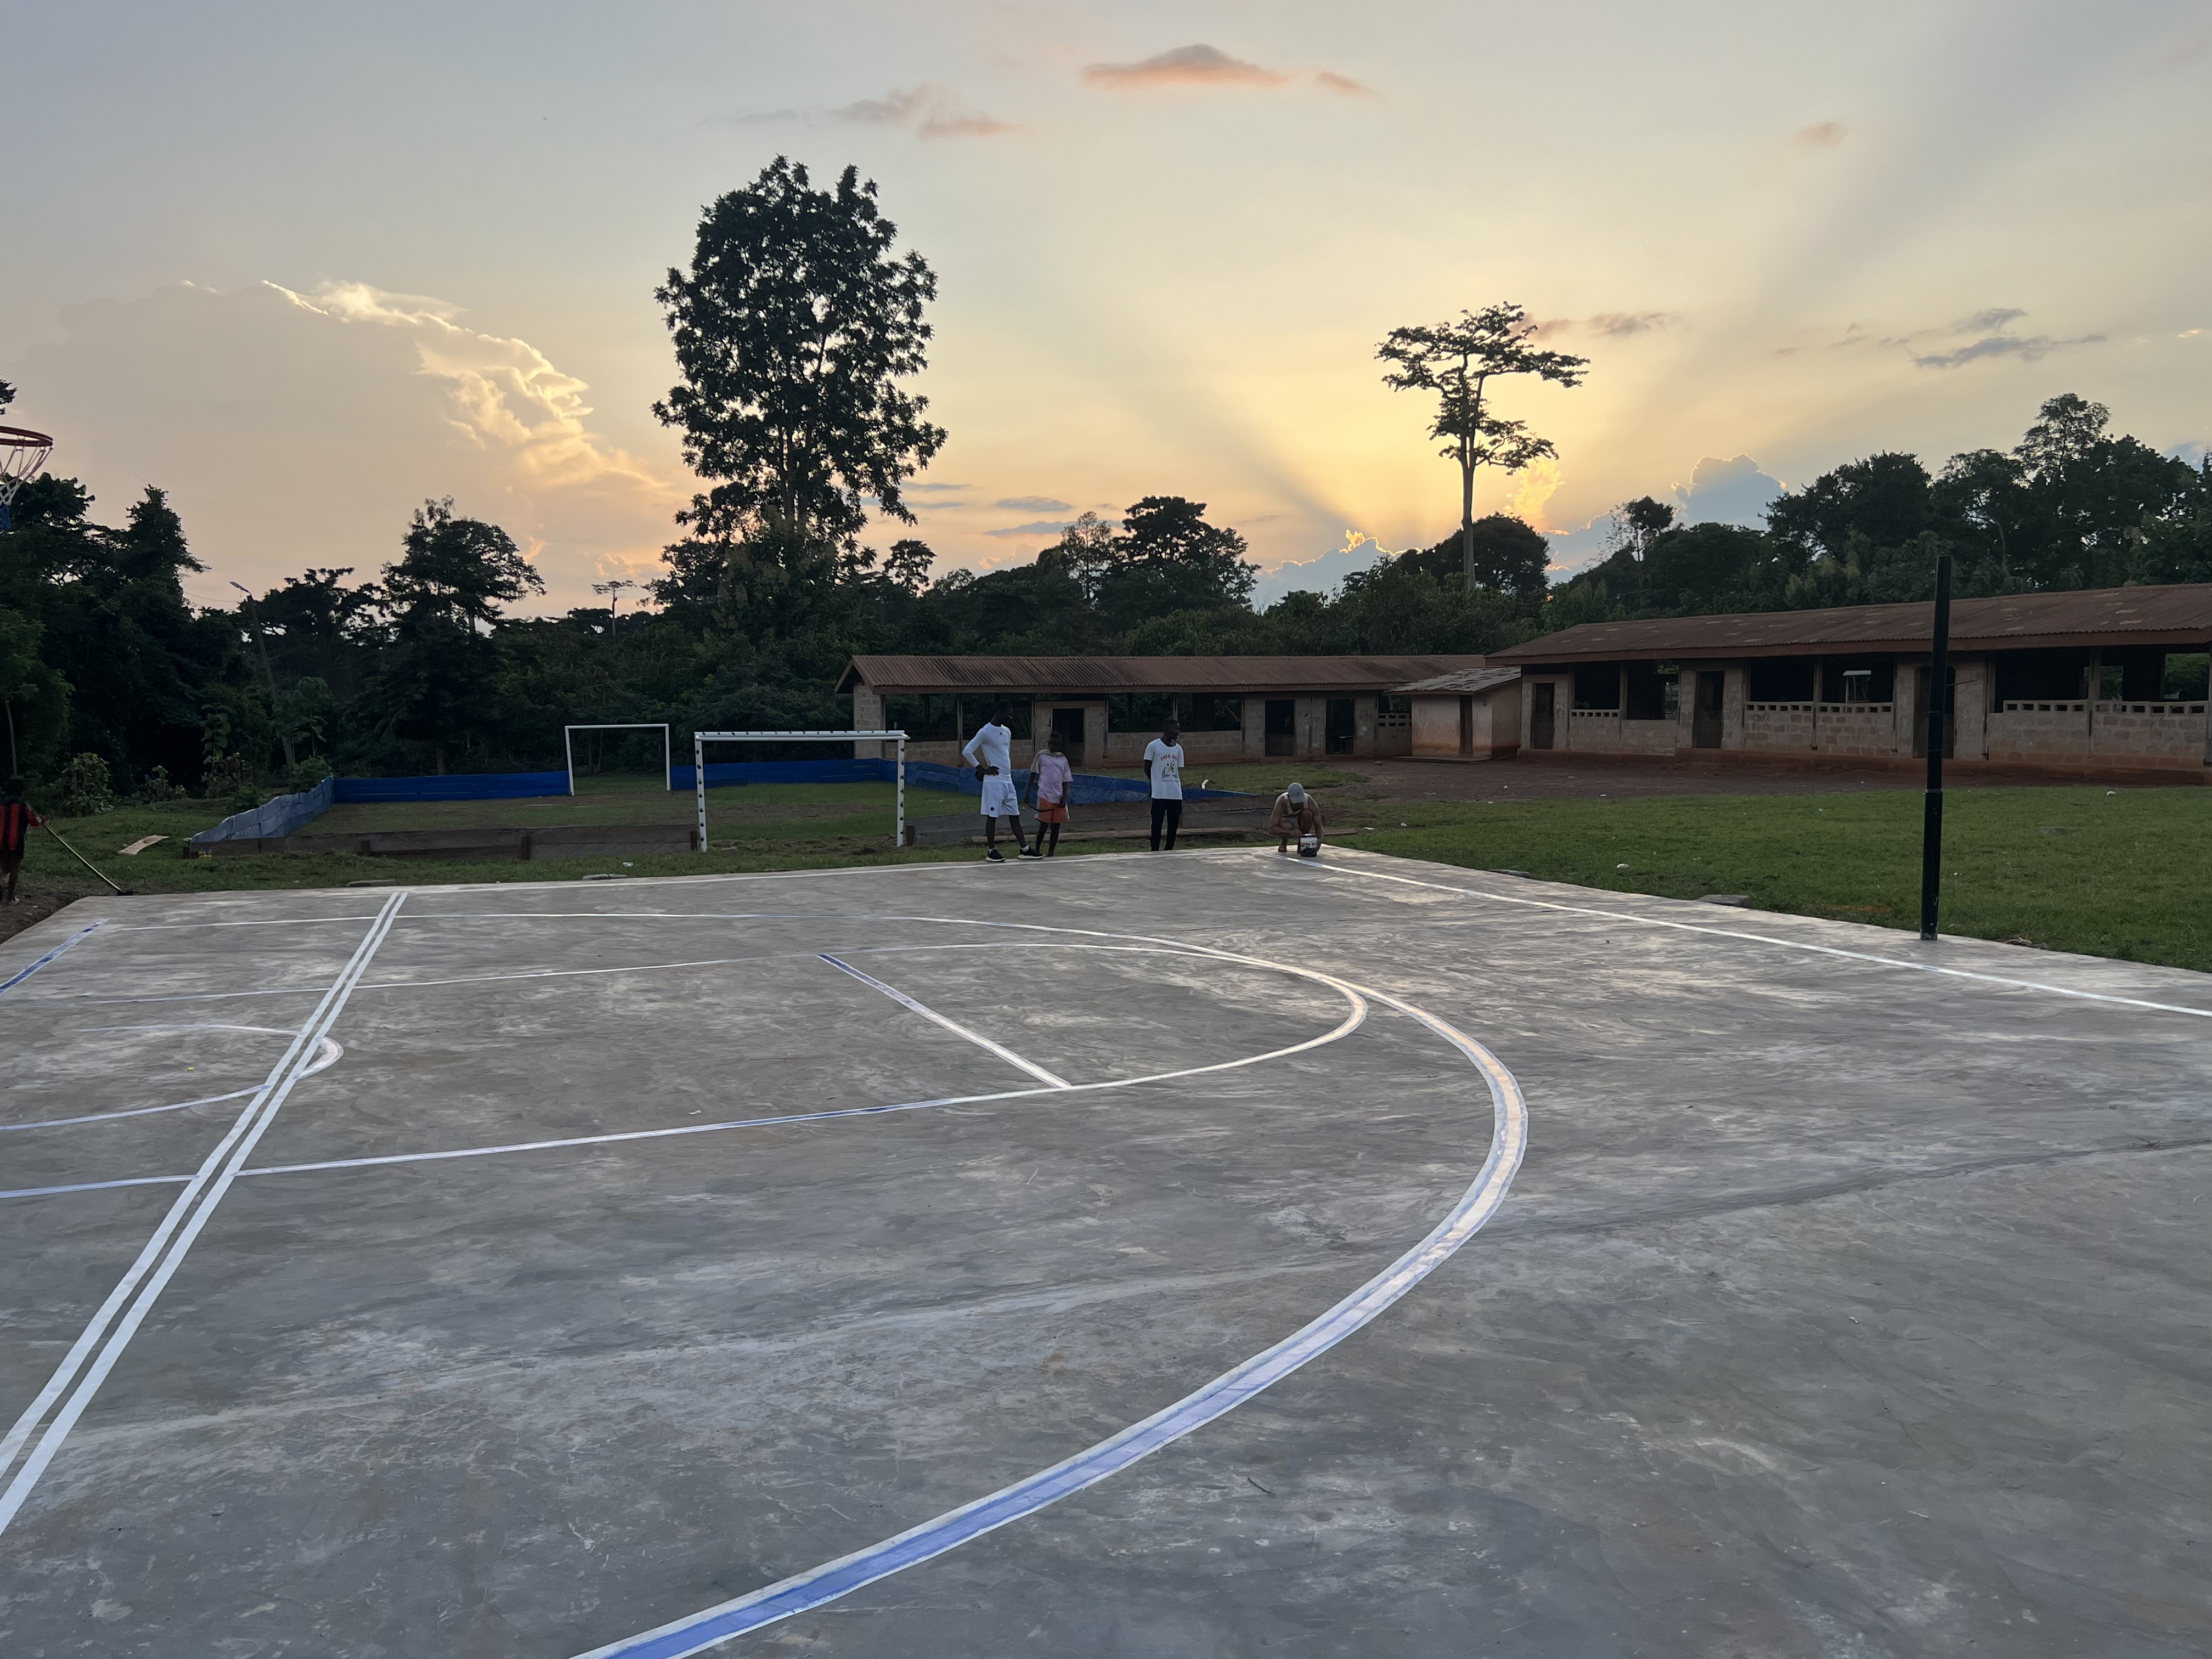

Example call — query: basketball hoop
[0,424,55,532]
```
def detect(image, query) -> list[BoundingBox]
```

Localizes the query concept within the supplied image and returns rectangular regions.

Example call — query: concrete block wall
[1615,718,1678,754]
[2088,702,2210,762]
[1811,706,1902,758]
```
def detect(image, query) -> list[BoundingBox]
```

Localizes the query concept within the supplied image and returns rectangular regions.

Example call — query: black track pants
[1149,798,1182,850]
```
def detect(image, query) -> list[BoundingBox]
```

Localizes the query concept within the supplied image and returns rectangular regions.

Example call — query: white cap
[1286,782,1306,804]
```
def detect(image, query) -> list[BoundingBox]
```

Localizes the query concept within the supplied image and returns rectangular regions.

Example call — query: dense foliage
[1553,394,2212,623]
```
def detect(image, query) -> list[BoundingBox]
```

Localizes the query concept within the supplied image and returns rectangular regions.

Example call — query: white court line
[817,953,1071,1088]
[0,1036,343,1132]
[239,960,1364,1180]
[567,972,1521,1659]
[0,891,407,1538]
[1309,852,2212,1022]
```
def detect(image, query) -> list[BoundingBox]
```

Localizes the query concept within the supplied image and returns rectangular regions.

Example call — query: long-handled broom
[42,822,131,896]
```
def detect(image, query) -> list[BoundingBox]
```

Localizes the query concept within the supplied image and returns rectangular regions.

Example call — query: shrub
[59,752,116,816]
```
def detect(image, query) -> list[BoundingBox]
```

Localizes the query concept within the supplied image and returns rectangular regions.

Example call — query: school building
[1486,583,2212,781]
[838,654,1492,767]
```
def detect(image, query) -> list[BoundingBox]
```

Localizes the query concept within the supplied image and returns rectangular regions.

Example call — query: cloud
[1795,121,1848,148]
[904,480,969,493]
[1314,71,1375,97]
[1531,312,1678,340]
[1251,530,1393,605]
[740,84,1011,139]
[983,518,1074,538]
[1674,455,1786,527]
[2166,441,2208,467]
[1911,331,2104,370]
[5,279,681,609]
[1083,45,1288,91]
[995,494,1071,511]
[830,83,1013,139]
[1954,307,2027,332]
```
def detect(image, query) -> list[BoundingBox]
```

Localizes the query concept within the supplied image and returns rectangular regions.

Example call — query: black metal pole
[1919,553,1953,941]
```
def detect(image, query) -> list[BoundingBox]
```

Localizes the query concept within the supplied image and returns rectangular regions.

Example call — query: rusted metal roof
[1491,584,2212,664]
[839,654,1493,695]
[1394,666,1522,695]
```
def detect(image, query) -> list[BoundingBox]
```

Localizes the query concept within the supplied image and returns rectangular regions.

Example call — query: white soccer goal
[692,729,910,852]
[565,723,672,795]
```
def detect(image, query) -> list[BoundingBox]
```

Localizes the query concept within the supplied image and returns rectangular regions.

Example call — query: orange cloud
[1315,70,1376,97]
[1083,45,1288,91]
[1795,120,1848,148]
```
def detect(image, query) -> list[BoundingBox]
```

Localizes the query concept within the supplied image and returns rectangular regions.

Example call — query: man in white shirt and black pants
[963,702,1036,861]
[1143,718,1186,851]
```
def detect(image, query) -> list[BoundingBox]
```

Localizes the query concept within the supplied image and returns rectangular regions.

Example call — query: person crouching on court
[1,776,47,904]
[1143,719,1186,851]
[962,702,1036,861]
[1268,781,1325,856]
[1030,731,1073,856]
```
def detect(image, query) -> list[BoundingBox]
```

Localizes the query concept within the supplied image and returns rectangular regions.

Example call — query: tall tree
[654,157,946,563]
[1378,303,1588,590]
[1401,513,1551,600]
[1093,497,1257,635]
[368,500,543,774]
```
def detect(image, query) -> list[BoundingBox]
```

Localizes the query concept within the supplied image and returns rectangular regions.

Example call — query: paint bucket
[1297,835,1321,860]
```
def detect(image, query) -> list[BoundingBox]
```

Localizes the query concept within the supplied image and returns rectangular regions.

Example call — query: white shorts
[980,775,1021,818]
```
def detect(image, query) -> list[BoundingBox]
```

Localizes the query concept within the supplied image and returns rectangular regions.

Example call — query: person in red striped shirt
[1,776,47,904]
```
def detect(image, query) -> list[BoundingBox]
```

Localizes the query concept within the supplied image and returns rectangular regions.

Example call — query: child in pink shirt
[1030,733,1074,857]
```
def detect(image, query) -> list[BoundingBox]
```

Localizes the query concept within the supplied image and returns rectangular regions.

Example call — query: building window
[1819,657,1894,702]
[1572,663,1621,710]
[1747,658,1816,702]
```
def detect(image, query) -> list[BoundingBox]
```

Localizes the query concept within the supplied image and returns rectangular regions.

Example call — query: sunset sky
[7,1,2208,612]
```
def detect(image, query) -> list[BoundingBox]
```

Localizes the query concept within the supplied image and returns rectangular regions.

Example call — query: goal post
[564,723,672,795]
[692,730,910,853]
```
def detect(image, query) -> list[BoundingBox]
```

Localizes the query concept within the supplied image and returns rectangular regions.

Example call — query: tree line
[3,155,2208,808]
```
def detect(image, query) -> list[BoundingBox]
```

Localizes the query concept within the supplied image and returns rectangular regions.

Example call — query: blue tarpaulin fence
[187,777,336,847]
[188,757,1244,845]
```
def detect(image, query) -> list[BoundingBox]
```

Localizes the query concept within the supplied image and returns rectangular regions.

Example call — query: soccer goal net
[564,723,672,795]
[691,729,910,853]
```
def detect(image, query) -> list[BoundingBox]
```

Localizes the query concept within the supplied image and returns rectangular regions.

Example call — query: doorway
[1530,682,1556,750]
[1692,672,1724,749]
[1265,698,1296,757]
[1325,698,1356,755]
[1049,706,1087,766]
[1458,696,1475,756]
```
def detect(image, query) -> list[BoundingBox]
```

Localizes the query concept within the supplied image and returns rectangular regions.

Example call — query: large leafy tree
[1399,513,1551,600]
[654,157,946,563]
[1378,303,1587,590]
[366,500,543,774]
[1093,497,1258,636]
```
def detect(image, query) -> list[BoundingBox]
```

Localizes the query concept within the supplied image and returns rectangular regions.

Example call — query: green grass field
[8,784,2206,973]
[1359,786,2212,972]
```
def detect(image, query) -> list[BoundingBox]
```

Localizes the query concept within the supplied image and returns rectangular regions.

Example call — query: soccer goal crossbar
[692,730,911,852]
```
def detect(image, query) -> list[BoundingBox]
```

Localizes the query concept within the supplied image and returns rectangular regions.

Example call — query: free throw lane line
[0,892,405,1536]
[818,952,1071,1089]
[567,978,1523,1659]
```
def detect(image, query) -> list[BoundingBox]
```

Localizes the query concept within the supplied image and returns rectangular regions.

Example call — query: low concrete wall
[208,824,704,861]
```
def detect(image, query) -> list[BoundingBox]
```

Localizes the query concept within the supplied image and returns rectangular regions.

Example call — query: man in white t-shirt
[1142,718,1186,851]
[962,702,1035,861]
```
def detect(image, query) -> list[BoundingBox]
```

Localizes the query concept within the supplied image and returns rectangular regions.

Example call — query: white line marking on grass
[1313,853,2212,1021]
[818,952,1071,1088]
[565,975,1521,1659]
[0,892,407,1537]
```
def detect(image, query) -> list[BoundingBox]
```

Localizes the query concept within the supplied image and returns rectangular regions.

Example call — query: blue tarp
[190,777,336,845]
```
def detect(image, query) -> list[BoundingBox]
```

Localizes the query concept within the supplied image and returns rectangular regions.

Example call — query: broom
[42,822,131,896]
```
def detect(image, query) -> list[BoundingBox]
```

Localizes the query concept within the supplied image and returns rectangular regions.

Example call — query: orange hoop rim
[0,424,54,448]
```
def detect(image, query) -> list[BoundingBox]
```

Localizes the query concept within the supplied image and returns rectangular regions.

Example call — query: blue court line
[567,983,1525,1659]
[0,921,103,997]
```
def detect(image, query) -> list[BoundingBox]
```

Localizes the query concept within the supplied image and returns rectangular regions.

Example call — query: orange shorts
[1036,801,1069,823]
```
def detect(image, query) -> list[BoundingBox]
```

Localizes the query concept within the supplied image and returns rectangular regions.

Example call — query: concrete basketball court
[2,848,2207,1657]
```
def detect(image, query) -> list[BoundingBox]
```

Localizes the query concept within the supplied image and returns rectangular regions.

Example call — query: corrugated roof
[839,654,1492,694]
[1394,666,1522,695]
[1491,584,2212,664]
